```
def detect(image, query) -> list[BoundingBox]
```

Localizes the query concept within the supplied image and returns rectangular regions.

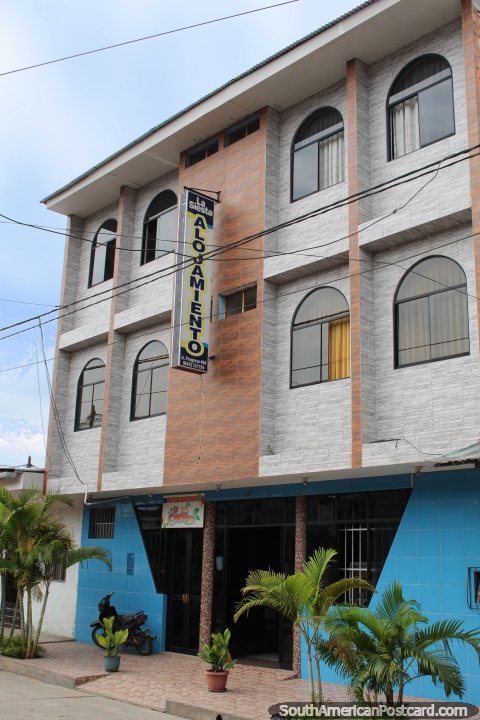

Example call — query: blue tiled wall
[76,498,166,653]
[305,469,480,704]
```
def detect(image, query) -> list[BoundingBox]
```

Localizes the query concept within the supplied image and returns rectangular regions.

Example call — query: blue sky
[0,0,361,468]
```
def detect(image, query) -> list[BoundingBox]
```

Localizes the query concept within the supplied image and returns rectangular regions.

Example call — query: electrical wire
[37,319,86,487]
[0,1,300,78]
[0,143,477,339]
[1,220,477,376]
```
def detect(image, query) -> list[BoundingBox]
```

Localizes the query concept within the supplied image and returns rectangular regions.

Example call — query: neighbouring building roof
[434,441,480,468]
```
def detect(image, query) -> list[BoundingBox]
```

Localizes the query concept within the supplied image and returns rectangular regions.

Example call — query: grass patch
[0,636,46,659]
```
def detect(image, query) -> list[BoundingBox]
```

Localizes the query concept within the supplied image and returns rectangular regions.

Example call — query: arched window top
[294,107,344,148]
[390,54,451,97]
[131,341,169,420]
[292,108,345,202]
[396,256,466,302]
[141,191,177,265]
[80,358,106,384]
[291,287,350,387]
[293,287,349,327]
[89,219,117,287]
[388,54,454,160]
[144,190,177,222]
[75,359,106,431]
[394,256,469,367]
[136,340,169,366]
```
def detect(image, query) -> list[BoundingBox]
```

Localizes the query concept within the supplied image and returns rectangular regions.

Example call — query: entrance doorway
[213,498,295,669]
[165,528,203,654]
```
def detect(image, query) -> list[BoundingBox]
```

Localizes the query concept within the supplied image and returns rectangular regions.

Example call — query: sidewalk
[0,638,348,719]
[0,638,449,720]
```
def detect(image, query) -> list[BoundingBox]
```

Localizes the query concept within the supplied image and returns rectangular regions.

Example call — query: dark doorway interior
[165,528,203,654]
[225,526,282,659]
[213,498,295,670]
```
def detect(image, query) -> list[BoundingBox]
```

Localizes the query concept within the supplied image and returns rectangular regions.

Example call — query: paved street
[0,670,179,720]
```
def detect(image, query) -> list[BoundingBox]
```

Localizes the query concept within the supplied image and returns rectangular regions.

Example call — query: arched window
[75,359,105,431]
[131,341,169,419]
[141,191,177,265]
[395,256,469,367]
[388,55,454,160]
[291,287,350,387]
[292,108,345,201]
[88,219,117,287]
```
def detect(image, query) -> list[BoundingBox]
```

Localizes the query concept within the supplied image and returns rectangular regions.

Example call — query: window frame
[218,284,257,320]
[89,507,115,540]
[386,54,455,162]
[224,113,260,147]
[290,107,345,203]
[130,340,170,421]
[290,286,350,390]
[393,255,469,369]
[74,358,106,432]
[88,219,117,288]
[141,190,177,266]
[185,138,219,168]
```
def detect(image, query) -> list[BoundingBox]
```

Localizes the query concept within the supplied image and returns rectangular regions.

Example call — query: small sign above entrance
[162,494,205,529]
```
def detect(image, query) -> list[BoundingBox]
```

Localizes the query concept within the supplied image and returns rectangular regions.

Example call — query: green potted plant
[94,616,128,672]
[198,628,236,692]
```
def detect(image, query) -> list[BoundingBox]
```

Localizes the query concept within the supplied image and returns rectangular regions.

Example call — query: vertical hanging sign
[172,190,214,373]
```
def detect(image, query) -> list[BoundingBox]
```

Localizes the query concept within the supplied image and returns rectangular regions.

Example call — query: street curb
[0,656,107,689]
[165,699,256,720]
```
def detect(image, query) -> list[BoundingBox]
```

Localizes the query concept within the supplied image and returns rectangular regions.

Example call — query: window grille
[90,507,115,539]
[50,562,66,582]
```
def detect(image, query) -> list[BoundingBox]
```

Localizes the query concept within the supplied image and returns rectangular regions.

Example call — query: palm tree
[0,486,111,658]
[318,581,480,704]
[234,547,374,702]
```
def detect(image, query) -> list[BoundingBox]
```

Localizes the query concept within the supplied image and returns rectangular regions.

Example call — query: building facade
[42,0,480,701]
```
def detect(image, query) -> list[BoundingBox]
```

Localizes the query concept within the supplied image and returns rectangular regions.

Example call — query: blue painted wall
[76,498,165,653]
[311,469,480,705]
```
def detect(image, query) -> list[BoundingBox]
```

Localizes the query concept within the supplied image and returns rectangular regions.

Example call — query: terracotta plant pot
[104,655,120,672]
[205,669,229,692]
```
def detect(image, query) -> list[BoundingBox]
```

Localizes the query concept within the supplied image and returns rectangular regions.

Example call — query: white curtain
[319,131,345,190]
[392,97,419,159]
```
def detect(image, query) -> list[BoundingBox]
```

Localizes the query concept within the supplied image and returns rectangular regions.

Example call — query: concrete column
[199,501,216,649]
[44,215,84,492]
[97,186,136,488]
[293,495,306,675]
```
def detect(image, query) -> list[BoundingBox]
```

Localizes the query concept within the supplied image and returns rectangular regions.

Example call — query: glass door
[165,528,203,654]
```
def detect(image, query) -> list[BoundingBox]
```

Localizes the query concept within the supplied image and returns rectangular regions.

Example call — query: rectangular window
[50,562,66,582]
[224,114,260,147]
[218,285,257,319]
[89,507,115,539]
[185,139,219,168]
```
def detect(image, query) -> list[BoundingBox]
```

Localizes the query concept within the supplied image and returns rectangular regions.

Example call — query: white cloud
[0,418,45,467]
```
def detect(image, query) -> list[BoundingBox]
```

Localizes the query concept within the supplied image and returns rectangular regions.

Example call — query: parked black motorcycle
[91,591,157,655]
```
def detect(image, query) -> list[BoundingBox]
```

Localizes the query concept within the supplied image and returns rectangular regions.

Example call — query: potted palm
[198,628,236,692]
[94,616,128,672]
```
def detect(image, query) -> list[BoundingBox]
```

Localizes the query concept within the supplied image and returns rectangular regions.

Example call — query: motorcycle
[91,591,157,656]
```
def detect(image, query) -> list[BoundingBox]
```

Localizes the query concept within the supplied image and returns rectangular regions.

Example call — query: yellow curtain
[328,317,350,380]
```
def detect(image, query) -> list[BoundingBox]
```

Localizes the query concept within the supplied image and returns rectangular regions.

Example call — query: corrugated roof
[41,0,378,204]
[434,441,480,468]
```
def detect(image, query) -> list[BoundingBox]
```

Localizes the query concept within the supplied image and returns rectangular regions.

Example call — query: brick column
[97,186,136,489]
[346,58,375,467]
[44,215,84,492]
[462,0,480,345]
[293,495,306,675]
[199,501,216,649]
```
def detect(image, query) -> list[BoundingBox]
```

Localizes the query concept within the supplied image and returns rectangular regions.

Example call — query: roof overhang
[42,0,461,218]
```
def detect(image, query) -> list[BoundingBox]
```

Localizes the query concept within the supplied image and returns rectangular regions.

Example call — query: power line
[38,319,85,487]
[0,1,300,78]
[1,223,477,377]
[0,144,477,339]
